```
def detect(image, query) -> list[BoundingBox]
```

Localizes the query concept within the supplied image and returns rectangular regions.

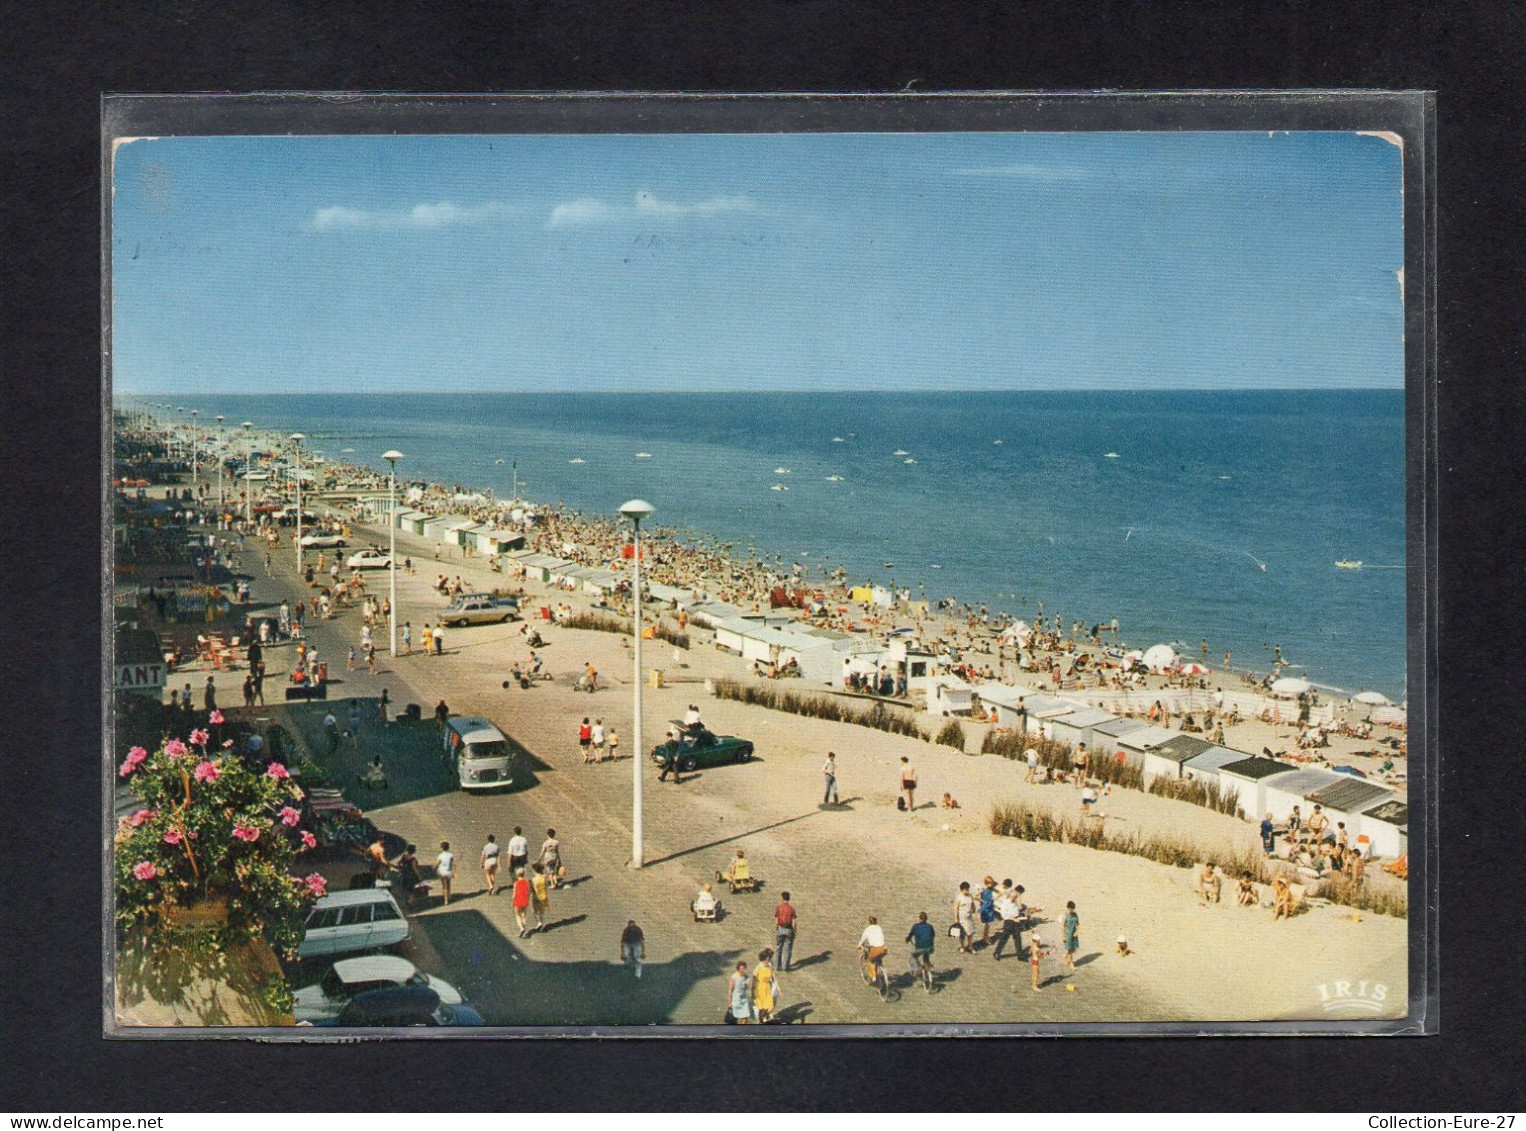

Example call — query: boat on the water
[1335,560,1363,569]
[893,449,909,456]
[1104,452,1120,459]
[636,452,653,459]
[770,483,789,492]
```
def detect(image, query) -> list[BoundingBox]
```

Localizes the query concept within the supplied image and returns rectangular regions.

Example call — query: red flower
[300,831,318,849]
[119,747,148,777]
[163,828,183,845]
[209,709,226,725]
[302,873,328,897]
[193,760,220,783]
[190,728,210,747]
[265,763,290,781]
[232,826,260,843]
[132,862,158,881]
[279,806,302,827]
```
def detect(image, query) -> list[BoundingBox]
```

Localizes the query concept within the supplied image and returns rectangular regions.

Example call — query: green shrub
[1146,774,1241,816]
[935,719,967,751]
[712,676,923,739]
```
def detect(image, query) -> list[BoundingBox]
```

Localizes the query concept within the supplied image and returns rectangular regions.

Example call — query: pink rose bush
[209,710,226,725]
[114,732,318,958]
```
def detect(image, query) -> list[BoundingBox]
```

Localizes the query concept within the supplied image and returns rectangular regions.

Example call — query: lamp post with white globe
[189,410,199,486]
[384,451,404,656]
[241,422,254,525]
[290,433,305,572]
[620,498,655,869]
[214,416,225,508]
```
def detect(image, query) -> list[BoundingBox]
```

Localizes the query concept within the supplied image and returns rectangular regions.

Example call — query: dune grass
[712,676,923,739]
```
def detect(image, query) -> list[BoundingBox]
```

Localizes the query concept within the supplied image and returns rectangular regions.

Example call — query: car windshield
[465,740,510,761]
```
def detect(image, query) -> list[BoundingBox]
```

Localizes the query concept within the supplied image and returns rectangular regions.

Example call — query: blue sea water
[153,391,1407,699]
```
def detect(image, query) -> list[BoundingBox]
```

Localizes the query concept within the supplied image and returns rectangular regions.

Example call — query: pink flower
[193,760,219,783]
[132,861,158,881]
[300,831,318,849]
[209,709,226,725]
[190,728,210,747]
[164,739,189,760]
[302,873,328,897]
[278,806,302,827]
[232,825,260,842]
[265,762,290,781]
[163,828,183,845]
[127,808,156,827]
[119,746,149,777]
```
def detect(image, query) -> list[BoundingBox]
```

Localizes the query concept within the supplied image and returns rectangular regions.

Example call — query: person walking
[421,624,433,657]
[578,717,593,763]
[1072,743,1090,789]
[242,674,255,709]
[1260,812,1276,855]
[726,960,750,1022]
[433,623,445,656]
[822,751,840,806]
[621,920,646,979]
[899,756,917,812]
[401,621,412,655]
[606,726,620,761]
[366,644,377,675]
[977,876,999,949]
[591,718,606,761]
[751,949,778,1024]
[992,880,1025,961]
[537,829,564,889]
[480,834,501,895]
[203,675,217,712]
[378,687,390,725]
[1024,746,1040,784]
[773,892,798,971]
[506,826,529,876]
[511,868,531,936]
[323,710,340,754]
[954,881,978,954]
[435,842,455,906]
[1062,901,1080,974]
[347,646,356,673]
[1029,934,1049,991]
[530,863,551,932]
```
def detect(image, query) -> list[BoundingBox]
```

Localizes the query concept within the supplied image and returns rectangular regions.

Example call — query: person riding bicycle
[858,916,888,984]
[905,911,936,980]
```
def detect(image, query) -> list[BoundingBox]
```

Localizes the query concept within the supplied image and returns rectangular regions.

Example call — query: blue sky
[111,131,1404,393]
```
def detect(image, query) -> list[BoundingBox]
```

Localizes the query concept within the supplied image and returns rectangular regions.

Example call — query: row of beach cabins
[372,503,1408,861]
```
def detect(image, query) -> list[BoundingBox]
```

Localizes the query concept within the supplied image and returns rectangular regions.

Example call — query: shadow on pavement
[643,808,831,868]
[1075,951,1103,968]
[416,907,744,1025]
[788,950,833,970]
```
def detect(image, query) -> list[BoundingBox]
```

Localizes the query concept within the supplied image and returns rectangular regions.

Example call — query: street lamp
[241,422,253,525]
[384,451,403,656]
[290,433,306,572]
[190,410,199,486]
[620,498,655,869]
[214,416,225,508]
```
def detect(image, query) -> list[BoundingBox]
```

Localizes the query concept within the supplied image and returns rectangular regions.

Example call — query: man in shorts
[506,826,529,877]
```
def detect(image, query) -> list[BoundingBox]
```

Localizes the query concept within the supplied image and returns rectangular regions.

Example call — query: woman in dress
[727,961,751,1025]
[530,863,551,932]
[511,868,531,937]
[537,828,564,889]
[977,876,999,949]
[750,949,778,1024]
[955,881,978,954]
[1062,901,1080,973]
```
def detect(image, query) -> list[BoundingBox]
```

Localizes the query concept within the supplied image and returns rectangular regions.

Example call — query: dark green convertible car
[650,728,755,773]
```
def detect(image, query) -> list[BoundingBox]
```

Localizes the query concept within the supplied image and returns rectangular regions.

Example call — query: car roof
[340,985,441,1022]
[313,887,403,909]
[331,955,417,983]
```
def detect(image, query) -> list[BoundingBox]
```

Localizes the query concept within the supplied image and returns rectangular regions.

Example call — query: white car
[300,532,347,549]
[347,549,394,570]
[293,955,463,1023]
[298,888,411,959]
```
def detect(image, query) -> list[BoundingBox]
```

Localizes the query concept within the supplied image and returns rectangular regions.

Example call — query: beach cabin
[394,508,429,535]
[464,527,525,557]
[456,522,496,552]
[1216,756,1289,817]
[1142,734,1215,782]
[645,581,690,608]
[1260,767,1346,826]
[1089,715,1149,752]
[422,513,473,543]
[1111,724,1180,772]
[1357,799,1408,859]
[1304,778,1396,853]
[577,567,622,597]
[1044,706,1116,750]
[928,676,975,716]
[776,632,848,686]
[509,552,566,584]
[1182,745,1252,787]
[713,615,785,655]
[687,600,747,629]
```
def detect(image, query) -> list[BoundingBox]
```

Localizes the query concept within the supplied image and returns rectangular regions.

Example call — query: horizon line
[116,385,1405,397]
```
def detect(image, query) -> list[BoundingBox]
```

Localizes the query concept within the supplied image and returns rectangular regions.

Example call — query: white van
[299,888,411,960]
[442,716,523,791]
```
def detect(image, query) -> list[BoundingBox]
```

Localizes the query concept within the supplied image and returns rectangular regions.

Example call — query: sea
[143,391,1408,700]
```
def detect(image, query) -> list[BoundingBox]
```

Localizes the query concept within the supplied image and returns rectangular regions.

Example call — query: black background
[3,0,1521,1113]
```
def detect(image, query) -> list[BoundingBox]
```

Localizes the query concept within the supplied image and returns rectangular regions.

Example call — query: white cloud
[633,191,755,216]
[547,197,618,228]
[309,201,509,231]
[950,164,1092,182]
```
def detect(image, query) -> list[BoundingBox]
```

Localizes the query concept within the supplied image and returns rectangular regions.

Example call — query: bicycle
[909,950,936,993]
[858,945,900,1002]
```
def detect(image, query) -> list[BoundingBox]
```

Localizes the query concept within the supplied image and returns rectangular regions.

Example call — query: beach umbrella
[1178,662,1208,675]
[1142,644,1178,671]
[1353,690,1391,706]
[1270,676,1312,697]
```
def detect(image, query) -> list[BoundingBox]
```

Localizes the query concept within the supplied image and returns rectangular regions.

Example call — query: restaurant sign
[115,661,166,693]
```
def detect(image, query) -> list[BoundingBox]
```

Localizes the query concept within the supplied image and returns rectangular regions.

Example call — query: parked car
[293,955,463,1023]
[650,727,756,773]
[298,888,410,960]
[347,549,393,570]
[312,985,485,1027]
[441,594,520,626]
[299,532,346,549]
